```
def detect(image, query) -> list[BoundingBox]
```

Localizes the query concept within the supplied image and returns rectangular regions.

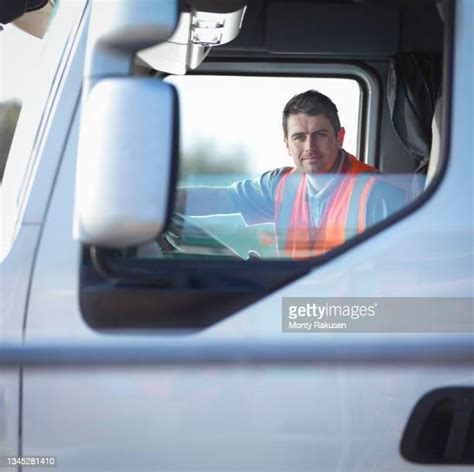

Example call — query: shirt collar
[306,149,347,198]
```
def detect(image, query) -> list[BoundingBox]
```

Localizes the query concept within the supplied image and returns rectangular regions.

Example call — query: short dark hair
[282,90,341,137]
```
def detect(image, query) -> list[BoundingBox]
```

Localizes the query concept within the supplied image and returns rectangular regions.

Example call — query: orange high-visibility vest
[274,154,378,259]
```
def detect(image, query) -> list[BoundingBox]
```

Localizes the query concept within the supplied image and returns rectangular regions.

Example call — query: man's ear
[337,127,345,147]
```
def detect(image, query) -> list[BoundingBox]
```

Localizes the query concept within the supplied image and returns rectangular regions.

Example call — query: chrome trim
[1,337,472,366]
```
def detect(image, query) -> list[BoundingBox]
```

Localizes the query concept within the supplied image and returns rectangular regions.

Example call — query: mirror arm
[89,246,121,281]
[84,0,179,88]
[88,246,173,288]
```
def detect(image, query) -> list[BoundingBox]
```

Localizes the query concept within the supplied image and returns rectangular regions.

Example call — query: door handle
[401,387,474,464]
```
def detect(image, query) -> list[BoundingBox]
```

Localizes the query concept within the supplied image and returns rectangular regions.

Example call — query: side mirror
[74,78,178,248]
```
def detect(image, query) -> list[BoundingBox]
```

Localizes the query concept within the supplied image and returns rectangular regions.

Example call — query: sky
[167,75,361,176]
[0,23,44,103]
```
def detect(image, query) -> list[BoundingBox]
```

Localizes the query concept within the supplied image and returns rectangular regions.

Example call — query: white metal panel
[0,228,39,468]
[0,227,39,469]
[24,109,95,340]
[21,365,473,471]
[21,1,473,470]
[0,227,39,340]
[0,370,20,469]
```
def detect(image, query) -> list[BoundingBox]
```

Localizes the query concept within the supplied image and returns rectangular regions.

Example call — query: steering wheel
[156,213,244,259]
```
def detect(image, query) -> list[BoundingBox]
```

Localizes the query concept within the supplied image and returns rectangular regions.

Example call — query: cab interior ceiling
[208,0,444,59]
[180,0,443,59]
[162,0,446,175]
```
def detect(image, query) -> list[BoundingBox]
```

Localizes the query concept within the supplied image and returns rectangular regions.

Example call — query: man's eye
[294,135,305,142]
[316,132,327,139]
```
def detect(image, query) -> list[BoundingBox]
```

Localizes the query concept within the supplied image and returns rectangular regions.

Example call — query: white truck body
[0,0,473,470]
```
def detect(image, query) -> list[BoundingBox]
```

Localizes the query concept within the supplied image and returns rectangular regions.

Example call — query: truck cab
[1,0,473,470]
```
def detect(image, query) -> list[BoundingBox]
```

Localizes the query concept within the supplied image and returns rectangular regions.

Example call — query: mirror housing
[137,1,247,75]
[74,78,178,248]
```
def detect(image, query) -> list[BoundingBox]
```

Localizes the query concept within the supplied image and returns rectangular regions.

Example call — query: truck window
[166,74,365,259]
[79,0,449,329]
[148,58,438,261]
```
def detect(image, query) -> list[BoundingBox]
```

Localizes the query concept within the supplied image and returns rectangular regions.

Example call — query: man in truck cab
[177,90,405,259]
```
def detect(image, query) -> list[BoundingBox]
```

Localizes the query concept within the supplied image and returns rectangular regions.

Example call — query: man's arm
[175,168,286,221]
[175,186,240,216]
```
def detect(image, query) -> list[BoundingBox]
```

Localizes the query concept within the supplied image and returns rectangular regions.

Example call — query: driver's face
[284,113,344,174]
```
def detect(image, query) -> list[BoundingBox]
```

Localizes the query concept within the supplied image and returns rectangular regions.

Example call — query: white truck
[0,0,473,470]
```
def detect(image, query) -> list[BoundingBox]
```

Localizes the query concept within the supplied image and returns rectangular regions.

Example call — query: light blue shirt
[229,150,406,229]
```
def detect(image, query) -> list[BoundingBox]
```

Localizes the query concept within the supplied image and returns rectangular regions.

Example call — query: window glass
[155,75,375,260]
[170,76,361,178]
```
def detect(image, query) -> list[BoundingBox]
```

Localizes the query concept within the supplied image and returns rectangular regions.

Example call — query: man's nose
[305,135,319,152]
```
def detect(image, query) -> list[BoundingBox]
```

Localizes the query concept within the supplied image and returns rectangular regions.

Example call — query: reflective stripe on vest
[274,154,378,259]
